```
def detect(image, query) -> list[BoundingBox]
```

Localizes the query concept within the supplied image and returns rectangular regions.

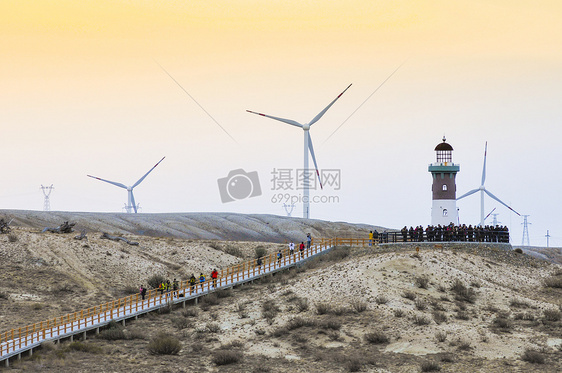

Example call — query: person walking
[211,269,218,288]
[277,249,283,265]
[189,274,196,294]
[306,233,312,249]
[369,230,373,246]
[199,273,206,291]
[299,241,305,259]
[172,278,178,298]
[139,285,146,300]
[289,242,295,255]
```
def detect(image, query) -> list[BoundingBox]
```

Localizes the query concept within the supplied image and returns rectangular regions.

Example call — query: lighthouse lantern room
[429,137,460,225]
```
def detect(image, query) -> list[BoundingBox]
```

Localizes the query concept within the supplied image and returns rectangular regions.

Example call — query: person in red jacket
[211,269,218,288]
[299,242,305,259]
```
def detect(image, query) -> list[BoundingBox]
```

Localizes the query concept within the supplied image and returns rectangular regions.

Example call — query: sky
[1,1,561,247]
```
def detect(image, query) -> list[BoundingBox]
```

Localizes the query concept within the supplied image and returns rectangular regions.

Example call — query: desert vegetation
[1,225,561,372]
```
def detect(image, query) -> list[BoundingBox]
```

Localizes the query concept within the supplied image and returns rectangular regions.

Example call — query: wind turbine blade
[484,189,520,216]
[132,157,166,188]
[308,84,352,126]
[481,142,487,186]
[87,175,128,189]
[246,110,303,128]
[457,188,479,200]
[130,191,137,213]
[484,207,496,221]
[308,135,323,189]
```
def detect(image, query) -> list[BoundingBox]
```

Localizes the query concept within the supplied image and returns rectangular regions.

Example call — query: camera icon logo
[217,169,262,203]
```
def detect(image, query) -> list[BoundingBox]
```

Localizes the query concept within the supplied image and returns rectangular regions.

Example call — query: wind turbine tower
[247,84,352,219]
[457,142,520,226]
[88,157,165,213]
[521,215,531,246]
[40,184,54,211]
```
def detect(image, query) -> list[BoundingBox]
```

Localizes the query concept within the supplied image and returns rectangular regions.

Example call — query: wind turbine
[247,84,352,219]
[457,142,520,226]
[88,157,165,213]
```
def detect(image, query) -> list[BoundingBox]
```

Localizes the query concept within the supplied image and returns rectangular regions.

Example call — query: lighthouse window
[442,184,447,191]
[436,150,452,163]
[442,209,448,217]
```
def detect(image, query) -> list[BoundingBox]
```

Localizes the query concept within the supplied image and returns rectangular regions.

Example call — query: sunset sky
[1,1,561,246]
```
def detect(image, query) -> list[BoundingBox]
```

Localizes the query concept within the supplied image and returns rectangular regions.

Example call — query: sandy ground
[0,212,561,372]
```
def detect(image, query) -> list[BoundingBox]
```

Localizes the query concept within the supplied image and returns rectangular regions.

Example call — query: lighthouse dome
[435,137,453,151]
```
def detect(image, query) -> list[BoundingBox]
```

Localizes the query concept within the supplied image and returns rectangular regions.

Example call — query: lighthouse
[428,137,460,225]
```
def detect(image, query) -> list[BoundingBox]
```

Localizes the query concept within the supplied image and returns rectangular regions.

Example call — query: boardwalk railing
[335,230,510,244]
[0,238,338,365]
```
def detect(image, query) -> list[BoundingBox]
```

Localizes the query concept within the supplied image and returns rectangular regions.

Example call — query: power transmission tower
[545,230,551,248]
[283,203,295,217]
[521,215,531,246]
[40,184,54,211]
[491,213,500,226]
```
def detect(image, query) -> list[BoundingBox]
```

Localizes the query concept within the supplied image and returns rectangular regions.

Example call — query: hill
[0,212,561,372]
[0,210,385,242]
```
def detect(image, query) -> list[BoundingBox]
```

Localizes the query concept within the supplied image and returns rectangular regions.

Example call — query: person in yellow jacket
[369,230,373,246]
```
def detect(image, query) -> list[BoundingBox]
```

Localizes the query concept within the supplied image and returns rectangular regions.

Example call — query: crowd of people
[368,224,511,244]
[398,224,510,243]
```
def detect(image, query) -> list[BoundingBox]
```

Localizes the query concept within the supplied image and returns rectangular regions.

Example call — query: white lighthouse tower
[429,137,460,225]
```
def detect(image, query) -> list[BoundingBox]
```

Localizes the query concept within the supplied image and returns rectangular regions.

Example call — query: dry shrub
[98,327,126,340]
[432,311,447,325]
[206,322,221,333]
[286,317,316,330]
[413,314,431,326]
[492,317,513,330]
[544,276,562,288]
[455,310,470,321]
[415,299,428,311]
[331,306,349,316]
[147,274,165,289]
[415,276,430,289]
[215,288,232,298]
[374,294,389,305]
[41,340,56,352]
[172,316,192,331]
[393,309,405,318]
[66,341,102,354]
[315,302,333,315]
[254,246,267,259]
[514,312,535,321]
[450,279,477,303]
[351,299,368,313]
[435,331,447,342]
[364,329,389,344]
[318,317,342,330]
[420,360,441,372]
[521,348,545,364]
[147,333,182,355]
[202,293,220,306]
[7,234,17,242]
[509,298,531,308]
[295,297,309,312]
[182,308,199,318]
[543,308,562,322]
[402,291,417,301]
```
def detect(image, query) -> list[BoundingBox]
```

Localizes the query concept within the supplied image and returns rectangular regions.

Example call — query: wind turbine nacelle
[302,124,311,130]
